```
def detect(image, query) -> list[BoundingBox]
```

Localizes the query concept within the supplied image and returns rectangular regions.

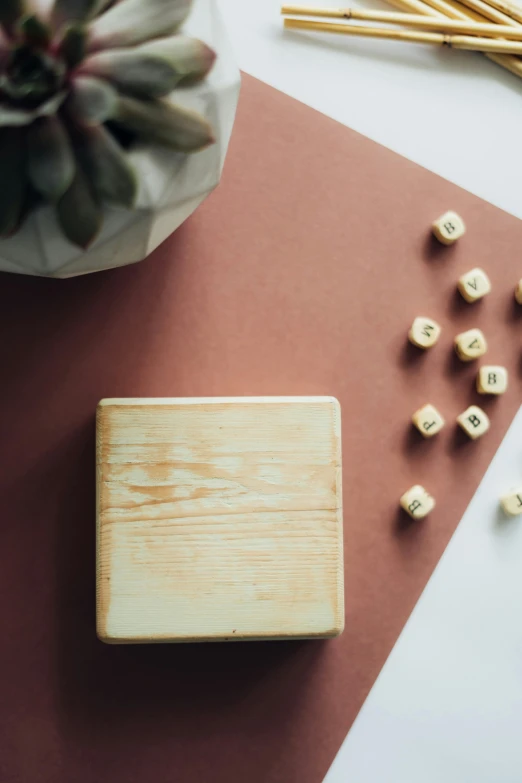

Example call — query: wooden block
[477,365,508,395]
[500,489,522,517]
[454,328,487,362]
[515,279,522,305]
[432,211,466,245]
[457,267,491,303]
[412,403,445,438]
[400,485,435,520]
[456,405,490,439]
[96,397,344,644]
[408,316,442,349]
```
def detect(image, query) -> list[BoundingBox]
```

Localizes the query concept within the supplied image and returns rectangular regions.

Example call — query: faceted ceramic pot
[0,0,241,278]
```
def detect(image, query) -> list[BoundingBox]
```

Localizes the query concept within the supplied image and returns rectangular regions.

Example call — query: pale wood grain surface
[96,397,344,643]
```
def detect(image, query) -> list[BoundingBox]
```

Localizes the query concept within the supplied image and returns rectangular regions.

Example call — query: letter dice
[457,405,490,440]
[454,328,487,362]
[412,404,445,438]
[408,316,442,349]
[400,485,435,520]
[500,489,522,517]
[432,211,466,245]
[477,366,508,395]
[457,268,491,303]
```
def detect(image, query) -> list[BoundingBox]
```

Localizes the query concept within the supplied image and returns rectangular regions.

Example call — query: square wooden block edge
[96,396,345,644]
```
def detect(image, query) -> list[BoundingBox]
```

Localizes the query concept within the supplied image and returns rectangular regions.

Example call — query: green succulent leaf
[19,14,51,48]
[0,105,35,126]
[0,128,26,237]
[56,161,103,248]
[88,0,193,52]
[57,24,87,68]
[72,123,137,207]
[27,116,75,200]
[92,0,114,13]
[13,186,40,235]
[66,75,118,124]
[0,0,26,36]
[51,0,100,28]
[114,96,214,152]
[0,92,68,126]
[81,37,215,99]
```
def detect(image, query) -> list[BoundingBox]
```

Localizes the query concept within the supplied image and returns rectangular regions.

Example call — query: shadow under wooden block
[96,397,344,644]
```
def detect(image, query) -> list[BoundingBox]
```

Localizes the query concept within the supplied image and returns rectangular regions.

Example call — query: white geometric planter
[0,0,240,278]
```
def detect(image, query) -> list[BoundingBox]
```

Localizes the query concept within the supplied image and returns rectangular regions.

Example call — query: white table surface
[218,0,522,219]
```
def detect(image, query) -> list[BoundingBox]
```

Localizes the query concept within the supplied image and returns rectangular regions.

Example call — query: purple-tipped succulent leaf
[87,0,192,52]
[114,95,215,152]
[81,36,216,98]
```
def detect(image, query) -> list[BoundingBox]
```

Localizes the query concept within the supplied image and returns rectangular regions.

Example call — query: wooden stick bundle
[282,5,522,39]
[385,0,522,77]
[482,0,522,24]
[283,16,522,54]
[282,0,522,77]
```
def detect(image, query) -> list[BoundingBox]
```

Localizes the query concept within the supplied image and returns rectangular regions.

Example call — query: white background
[218,0,522,218]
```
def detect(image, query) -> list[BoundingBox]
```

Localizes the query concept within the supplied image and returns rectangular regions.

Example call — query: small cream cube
[432,211,466,245]
[408,316,442,349]
[477,366,508,395]
[400,485,435,520]
[412,404,445,438]
[456,405,490,440]
[515,279,522,305]
[457,268,491,303]
[500,489,522,517]
[454,328,487,362]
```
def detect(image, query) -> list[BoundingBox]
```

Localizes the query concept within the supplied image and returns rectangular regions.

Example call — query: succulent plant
[0,0,216,247]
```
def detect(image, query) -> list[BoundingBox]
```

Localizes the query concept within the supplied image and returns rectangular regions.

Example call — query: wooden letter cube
[96,397,344,644]
[432,211,466,245]
[457,268,491,302]
[408,316,442,349]
[454,328,487,362]
[400,485,435,520]
[515,279,522,305]
[477,365,508,395]
[456,405,490,440]
[500,489,522,517]
[412,403,445,438]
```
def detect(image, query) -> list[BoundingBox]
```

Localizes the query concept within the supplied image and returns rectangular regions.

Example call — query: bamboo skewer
[389,0,457,15]
[452,0,519,24]
[393,0,479,20]
[480,0,522,24]
[282,5,522,39]
[411,0,522,75]
[283,16,522,53]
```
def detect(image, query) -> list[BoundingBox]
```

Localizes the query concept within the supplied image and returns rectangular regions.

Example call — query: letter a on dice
[457,268,491,303]
[454,328,487,362]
